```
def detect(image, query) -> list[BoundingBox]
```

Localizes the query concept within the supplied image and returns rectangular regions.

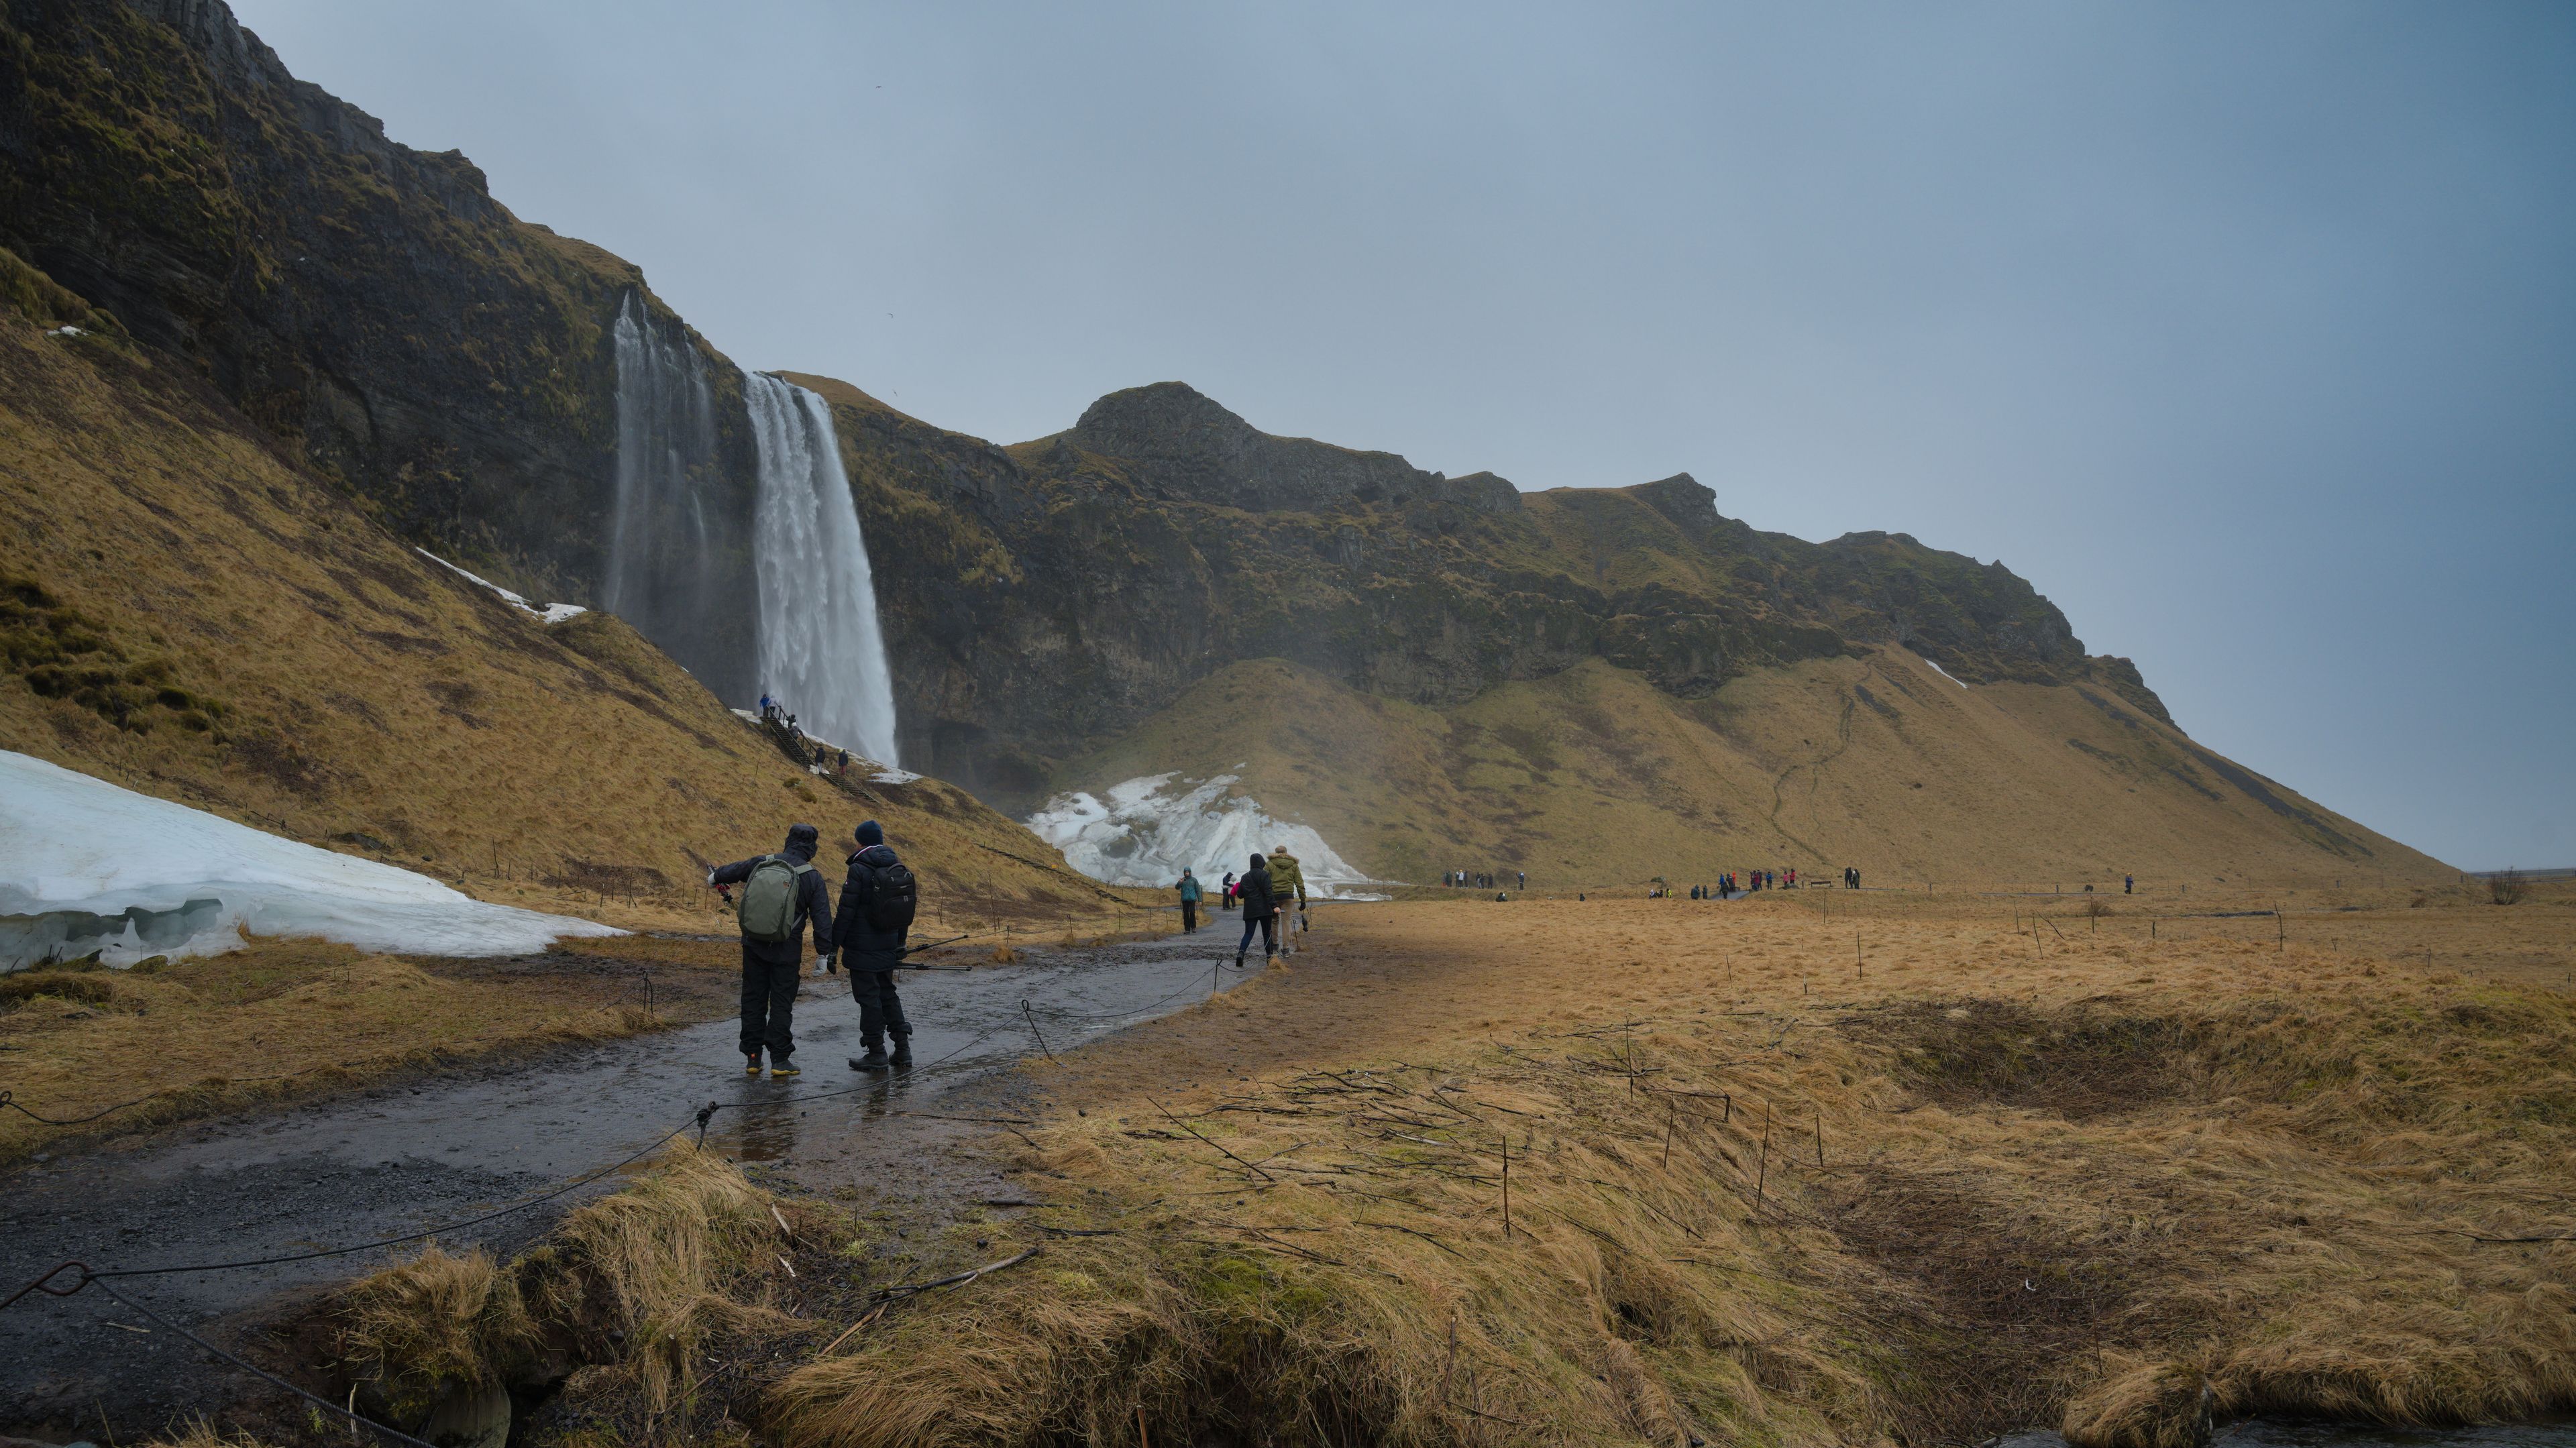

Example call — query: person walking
[1221,870,1238,910]
[1268,843,1309,947]
[829,820,918,1071]
[707,823,834,1078]
[1234,851,1279,968]
[2125,874,2135,895]
[1177,868,1203,932]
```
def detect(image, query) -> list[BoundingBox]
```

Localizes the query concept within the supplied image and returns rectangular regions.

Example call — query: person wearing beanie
[829,818,920,1069]
[706,822,835,1079]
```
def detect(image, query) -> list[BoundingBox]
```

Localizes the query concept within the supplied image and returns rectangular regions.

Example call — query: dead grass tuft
[1848,997,2198,1119]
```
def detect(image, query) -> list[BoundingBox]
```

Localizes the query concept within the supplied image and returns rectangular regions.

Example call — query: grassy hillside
[0,303,1115,932]
[1057,650,2451,889]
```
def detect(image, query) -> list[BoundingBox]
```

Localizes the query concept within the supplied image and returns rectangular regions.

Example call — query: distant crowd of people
[1444,869,1522,891]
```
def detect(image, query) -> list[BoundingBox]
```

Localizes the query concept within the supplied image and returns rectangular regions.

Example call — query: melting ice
[0,752,621,970]
[1026,774,1382,898]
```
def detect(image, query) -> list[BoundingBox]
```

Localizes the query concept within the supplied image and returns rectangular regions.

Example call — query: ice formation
[1026,774,1383,898]
[0,752,621,970]
[417,549,588,624]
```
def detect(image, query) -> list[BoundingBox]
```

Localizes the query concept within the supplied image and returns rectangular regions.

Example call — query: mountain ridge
[0,0,2447,888]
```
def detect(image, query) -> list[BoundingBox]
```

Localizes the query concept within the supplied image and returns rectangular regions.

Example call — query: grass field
[1055,653,2454,892]
[275,879,2575,1448]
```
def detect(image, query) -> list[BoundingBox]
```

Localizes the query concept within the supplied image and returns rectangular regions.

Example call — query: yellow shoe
[770,1062,801,1078]
[745,1056,762,1076]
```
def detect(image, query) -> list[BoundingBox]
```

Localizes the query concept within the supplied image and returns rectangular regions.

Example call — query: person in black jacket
[707,823,834,1079]
[1233,851,1278,968]
[828,819,914,1070]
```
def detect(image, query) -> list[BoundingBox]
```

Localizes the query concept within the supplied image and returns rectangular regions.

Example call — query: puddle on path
[0,933,1262,1436]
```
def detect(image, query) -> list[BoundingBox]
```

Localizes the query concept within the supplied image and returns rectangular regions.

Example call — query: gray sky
[233,1,2574,870]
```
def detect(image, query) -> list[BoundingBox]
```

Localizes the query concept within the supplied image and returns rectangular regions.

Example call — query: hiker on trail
[1269,844,1309,945]
[837,748,851,777]
[759,692,776,720]
[1517,871,1525,890]
[707,823,835,1079]
[2125,875,2135,895]
[1177,869,1203,933]
[829,820,918,1071]
[1234,852,1279,967]
[1690,885,1701,901]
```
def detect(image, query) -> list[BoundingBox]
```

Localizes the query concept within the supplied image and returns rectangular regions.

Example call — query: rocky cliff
[792,376,2167,807]
[7,0,2173,821]
[0,0,764,698]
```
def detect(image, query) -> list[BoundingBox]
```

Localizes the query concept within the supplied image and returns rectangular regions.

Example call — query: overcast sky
[233,1,2573,870]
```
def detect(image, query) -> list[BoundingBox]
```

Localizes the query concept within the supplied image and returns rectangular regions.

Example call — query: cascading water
[743,371,901,767]
[606,292,727,657]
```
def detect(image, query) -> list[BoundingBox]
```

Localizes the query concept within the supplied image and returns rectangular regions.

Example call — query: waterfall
[607,292,724,654]
[743,372,901,767]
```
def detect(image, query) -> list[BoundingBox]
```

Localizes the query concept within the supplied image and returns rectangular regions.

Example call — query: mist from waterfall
[743,372,901,767]
[606,292,722,652]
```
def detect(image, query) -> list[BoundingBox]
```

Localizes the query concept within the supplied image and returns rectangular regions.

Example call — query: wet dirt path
[0,930,1268,1437]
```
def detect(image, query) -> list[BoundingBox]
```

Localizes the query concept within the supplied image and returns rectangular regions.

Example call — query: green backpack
[738,855,814,944]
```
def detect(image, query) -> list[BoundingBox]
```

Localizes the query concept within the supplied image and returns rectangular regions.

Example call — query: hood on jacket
[1248,852,1267,871]
[851,842,901,869]
[782,824,819,862]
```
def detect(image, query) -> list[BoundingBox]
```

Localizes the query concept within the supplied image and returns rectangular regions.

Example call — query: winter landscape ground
[1,3,2570,1448]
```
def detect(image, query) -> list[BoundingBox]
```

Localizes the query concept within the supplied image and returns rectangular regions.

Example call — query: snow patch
[417,549,588,624]
[1915,651,1969,689]
[1026,774,1387,899]
[0,751,621,970]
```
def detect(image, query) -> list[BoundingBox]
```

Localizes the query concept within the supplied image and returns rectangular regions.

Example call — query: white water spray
[744,371,900,766]
[606,293,720,636]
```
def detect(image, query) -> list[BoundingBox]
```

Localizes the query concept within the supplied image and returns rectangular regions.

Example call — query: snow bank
[417,549,587,624]
[1026,774,1386,899]
[1914,651,1969,689]
[0,752,621,970]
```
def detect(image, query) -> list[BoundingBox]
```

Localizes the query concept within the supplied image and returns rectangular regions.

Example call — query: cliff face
[790,376,2165,807]
[4,0,2168,820]
[0,0,764,698]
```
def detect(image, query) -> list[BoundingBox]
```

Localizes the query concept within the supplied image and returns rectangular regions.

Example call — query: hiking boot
[889,1034,913,1068]
[1234,950,1247,969]
[850,1046,890,1071]
[769,1060,800,1079]
[744,1054,763,1076]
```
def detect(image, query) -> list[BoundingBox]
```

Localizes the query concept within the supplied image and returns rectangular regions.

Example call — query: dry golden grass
[332,1144,793,1427]
[752,893,2575,1447]
[0,936,718,1162]
[1059,652,2453,891]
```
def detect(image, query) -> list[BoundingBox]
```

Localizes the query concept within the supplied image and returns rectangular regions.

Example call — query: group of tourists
[708,818,919,1078]
[1444,869,1522,890]
[1666,865,1870,900]
[1172,847,1310,966]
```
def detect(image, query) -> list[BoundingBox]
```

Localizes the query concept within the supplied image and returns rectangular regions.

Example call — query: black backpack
[853,856,918,934]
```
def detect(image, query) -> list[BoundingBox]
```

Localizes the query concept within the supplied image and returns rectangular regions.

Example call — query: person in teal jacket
[1176,868,1204,933]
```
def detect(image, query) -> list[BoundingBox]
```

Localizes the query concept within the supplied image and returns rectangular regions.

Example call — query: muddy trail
[0,930,1269,1438]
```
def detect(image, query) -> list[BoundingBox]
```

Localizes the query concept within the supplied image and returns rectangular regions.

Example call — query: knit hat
[855,820,885,846]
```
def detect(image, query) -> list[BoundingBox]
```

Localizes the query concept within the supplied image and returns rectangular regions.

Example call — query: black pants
[1237,913,1277,958]
[739,950,799,1060]
[853,969,912,1047]
[1181,899,1198,932]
